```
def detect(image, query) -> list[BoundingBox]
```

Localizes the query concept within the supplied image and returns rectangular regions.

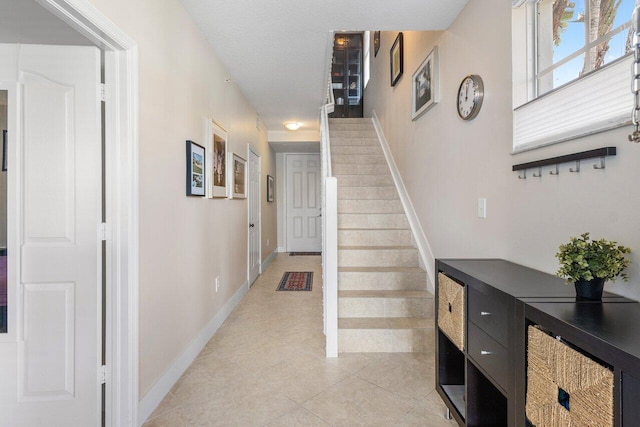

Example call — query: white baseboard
[371,112,436,293]
[137,280,249,425]
[261,248,278,273]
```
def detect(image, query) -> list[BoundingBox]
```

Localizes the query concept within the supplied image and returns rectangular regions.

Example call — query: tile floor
[144,253,456,426]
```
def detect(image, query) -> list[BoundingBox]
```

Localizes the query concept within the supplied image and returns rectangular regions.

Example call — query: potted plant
[556,233,631,300]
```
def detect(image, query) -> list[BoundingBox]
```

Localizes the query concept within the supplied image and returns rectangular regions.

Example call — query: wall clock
[457,74,484,121]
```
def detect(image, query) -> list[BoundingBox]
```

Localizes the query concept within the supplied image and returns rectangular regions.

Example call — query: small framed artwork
[390,32,404,87]
[186,140,205,197]
[411,46,440,121]
[231,153,246,199]
[267,175,274,202]
[374,31,381,57]
[2,130,7,171]
[210,120,228,198]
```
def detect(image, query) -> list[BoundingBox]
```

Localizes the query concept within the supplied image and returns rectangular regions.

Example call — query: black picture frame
[390,32,404,87]
[374,31,381,57]
[267,175,274,202]
[186,140,206,197]
[2,130,6,172]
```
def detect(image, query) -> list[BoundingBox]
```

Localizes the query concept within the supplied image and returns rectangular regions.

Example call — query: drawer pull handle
[480,311,491,316]
[480,350,493,355]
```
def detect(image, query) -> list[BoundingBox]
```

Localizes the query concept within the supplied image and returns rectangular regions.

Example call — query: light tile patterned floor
[144,253,456,426]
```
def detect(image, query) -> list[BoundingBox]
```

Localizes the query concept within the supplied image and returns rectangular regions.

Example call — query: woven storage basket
[526,325,614,427]
[437,273,465,351]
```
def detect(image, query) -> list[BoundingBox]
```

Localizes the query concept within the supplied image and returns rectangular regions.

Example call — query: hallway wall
[364,0,640,300]
[87,0,277,399]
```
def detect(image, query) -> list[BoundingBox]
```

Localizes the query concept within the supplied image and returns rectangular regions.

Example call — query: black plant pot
[574,278,605,300]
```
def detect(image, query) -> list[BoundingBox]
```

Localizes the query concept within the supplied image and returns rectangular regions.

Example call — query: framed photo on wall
[374,31,381,57]
[230,153,246,199]
[267,175,274,202]
[411,46,440,121]
[209,120,228,198]
[186,140,205,197]
[390,32,404,87]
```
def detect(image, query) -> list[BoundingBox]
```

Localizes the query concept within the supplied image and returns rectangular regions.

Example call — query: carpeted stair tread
[338,266,425,273]
[338,245,417,250]
[339,290,431,299]
[339,317,431,329]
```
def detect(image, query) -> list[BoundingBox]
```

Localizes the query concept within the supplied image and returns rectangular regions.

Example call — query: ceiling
[179,0,469,135]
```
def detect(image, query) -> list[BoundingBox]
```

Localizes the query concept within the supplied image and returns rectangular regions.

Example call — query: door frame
[247,145,261,285]
[35,1,139,425]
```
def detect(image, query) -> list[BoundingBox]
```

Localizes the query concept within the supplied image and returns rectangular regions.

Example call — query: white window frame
[512,0,633,152]
[363,30,371,89]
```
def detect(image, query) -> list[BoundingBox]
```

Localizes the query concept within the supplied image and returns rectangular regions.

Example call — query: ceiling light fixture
[284,121,302,131]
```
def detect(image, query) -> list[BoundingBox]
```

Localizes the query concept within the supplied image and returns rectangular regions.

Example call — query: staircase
[329,118,434,353]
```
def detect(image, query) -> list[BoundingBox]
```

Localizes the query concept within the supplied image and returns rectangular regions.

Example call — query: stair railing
[321,76,338,357]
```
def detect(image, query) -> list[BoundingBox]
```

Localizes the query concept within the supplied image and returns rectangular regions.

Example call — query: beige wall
[88,0,276,397]
[365,0,640,300]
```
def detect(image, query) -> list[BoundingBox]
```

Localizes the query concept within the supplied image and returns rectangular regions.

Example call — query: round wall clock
[457,74,484,121]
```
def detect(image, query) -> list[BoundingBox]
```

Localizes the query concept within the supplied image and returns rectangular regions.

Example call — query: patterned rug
[289,252,321,256]
[277,272,313,291]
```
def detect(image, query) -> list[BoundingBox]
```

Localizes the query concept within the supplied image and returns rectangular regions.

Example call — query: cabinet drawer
[468,322,509,391]
[468,286,509,348]
[437,273,465,351]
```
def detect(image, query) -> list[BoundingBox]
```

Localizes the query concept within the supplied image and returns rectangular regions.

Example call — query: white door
[248,147,260,285]
[0,44,102,426]
[286,154,321,252]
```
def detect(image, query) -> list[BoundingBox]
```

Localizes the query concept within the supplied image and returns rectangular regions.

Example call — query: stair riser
[339,298,434,318]
[338,187,398,200]
[329,118,372,125]
[331,146,383,155]
[329,138,379,147]
[332,155,386,165]
[338,214,409,229]
[337,175,394,187]
[329,124,374,132]
[330,130,378,139]
[333,164,390,175]
[338,271,427,291]
[338,328,433,353]
[338,229,413,247]
[337,200,404,214]
[339,249,418,268]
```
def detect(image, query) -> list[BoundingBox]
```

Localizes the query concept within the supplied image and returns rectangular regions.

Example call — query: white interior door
[248,147,260,285]
[286,154,321,252]
[0,44,102,426]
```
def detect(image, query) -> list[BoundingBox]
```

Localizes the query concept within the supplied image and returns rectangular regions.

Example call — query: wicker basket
[526,325,614,427]
[437,273,465,351]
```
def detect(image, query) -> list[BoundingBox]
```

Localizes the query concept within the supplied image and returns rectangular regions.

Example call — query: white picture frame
[230,153,246,199]
[411,46,439,121]
[206,119,228,198]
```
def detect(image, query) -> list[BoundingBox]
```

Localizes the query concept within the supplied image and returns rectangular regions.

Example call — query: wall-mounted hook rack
[512,147,616,179]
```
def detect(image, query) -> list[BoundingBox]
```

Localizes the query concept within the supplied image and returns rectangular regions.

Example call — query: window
[536,0,634,95]
[512,0,635,152]
[363,31,371,89]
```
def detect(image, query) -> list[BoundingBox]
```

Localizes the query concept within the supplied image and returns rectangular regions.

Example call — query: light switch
[477,198,487,219]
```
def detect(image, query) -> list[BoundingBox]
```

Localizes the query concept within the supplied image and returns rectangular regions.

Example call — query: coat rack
[512,147,616,179]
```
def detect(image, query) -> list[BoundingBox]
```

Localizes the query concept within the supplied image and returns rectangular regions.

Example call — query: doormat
[289,252,321,256]
[277,272,313,291]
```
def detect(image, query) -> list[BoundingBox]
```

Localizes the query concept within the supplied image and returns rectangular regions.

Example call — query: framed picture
[230,153,246,199]
[209,120,228,198]
[267,175,274,202]
[374,31,381,57]
[411,46,440,121]
[390,32,404,87]
[186,140,205,197]
[2,130,6,172]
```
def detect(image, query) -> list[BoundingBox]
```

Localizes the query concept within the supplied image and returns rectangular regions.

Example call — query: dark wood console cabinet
[436,259,640,427]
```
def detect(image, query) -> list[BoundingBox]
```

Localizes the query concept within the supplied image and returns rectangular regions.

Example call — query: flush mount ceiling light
[284,121,302,131]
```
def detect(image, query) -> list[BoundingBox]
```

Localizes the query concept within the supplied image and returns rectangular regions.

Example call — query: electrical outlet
[215,276,220,292]
[477,198,487,219]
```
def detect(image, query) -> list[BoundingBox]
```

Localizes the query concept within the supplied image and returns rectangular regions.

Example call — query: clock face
[457,75,484,120]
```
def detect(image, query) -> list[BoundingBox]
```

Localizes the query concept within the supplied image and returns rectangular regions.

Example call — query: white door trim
[35,1,139,425]
[247,145,261,285]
